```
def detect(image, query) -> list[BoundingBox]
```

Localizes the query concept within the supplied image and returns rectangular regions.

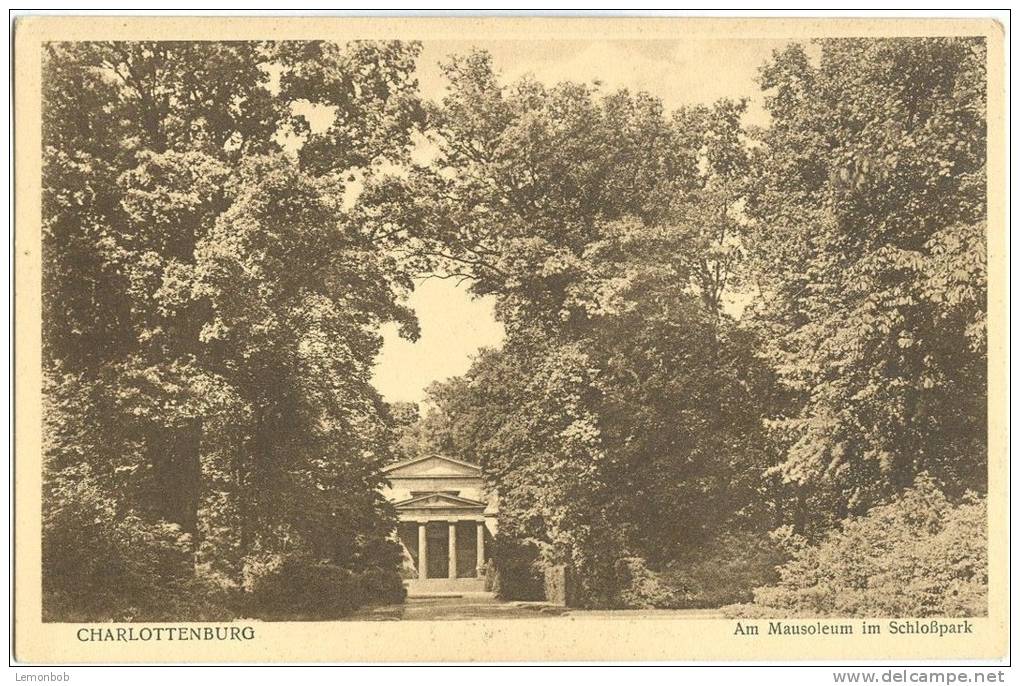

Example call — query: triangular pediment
[392,492,487,510]
[383,454,481,478]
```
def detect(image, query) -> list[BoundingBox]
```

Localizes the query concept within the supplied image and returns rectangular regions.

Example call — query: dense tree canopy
[389,39,988,608]
[42,40,425,619]
[743,38,987,526]
[42,37,989,617]
[370,52,782,604]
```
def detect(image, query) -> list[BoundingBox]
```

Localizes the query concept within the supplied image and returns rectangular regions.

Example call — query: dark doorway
[426,522,449,579]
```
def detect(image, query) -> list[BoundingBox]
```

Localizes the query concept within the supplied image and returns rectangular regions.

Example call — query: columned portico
[406,518,487,582]
[381,454,497,595]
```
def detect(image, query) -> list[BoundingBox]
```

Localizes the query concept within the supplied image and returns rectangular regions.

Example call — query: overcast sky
[370,38,794,404]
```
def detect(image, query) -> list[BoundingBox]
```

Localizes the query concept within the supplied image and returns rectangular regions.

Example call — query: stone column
[418,522,428,581]
[476,521,486,577]
[448,521,458,579]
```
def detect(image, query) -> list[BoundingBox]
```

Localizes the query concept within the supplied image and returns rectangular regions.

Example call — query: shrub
[42,467,235,622]
[242,554,358,620]
[490,537,545,601]
[241,554,406,620]
[44,468,407,622]
[613,532,786,609]
[354,566,407,605]
[614,557,680,608]
[725,476,987,618]
[151,571,240,622]
[663,532,787,608]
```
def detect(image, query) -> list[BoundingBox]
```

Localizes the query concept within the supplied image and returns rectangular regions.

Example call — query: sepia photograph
[12,13,1008,665]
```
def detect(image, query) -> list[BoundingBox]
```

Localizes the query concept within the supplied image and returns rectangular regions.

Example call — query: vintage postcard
[13,15,1007,663]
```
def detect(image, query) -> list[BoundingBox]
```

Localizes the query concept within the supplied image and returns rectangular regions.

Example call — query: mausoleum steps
[404,577,487,596]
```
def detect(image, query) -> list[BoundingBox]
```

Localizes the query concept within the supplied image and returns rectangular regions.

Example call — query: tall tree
[743,38,987,527]
[376,52,778,604]
[42,40,425,618]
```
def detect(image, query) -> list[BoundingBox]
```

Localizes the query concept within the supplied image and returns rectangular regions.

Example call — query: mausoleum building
[380,455,497,593]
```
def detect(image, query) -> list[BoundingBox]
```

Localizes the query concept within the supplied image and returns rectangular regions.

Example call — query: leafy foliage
[241,554,405,621]
[614,531,789,610]
[486,537,546,601]
[743,38,988,524]
[379,53,782,607]
[42,37,989,617]
[726,476,987,618]
[42,41,424,620]
[391,40,988,610]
